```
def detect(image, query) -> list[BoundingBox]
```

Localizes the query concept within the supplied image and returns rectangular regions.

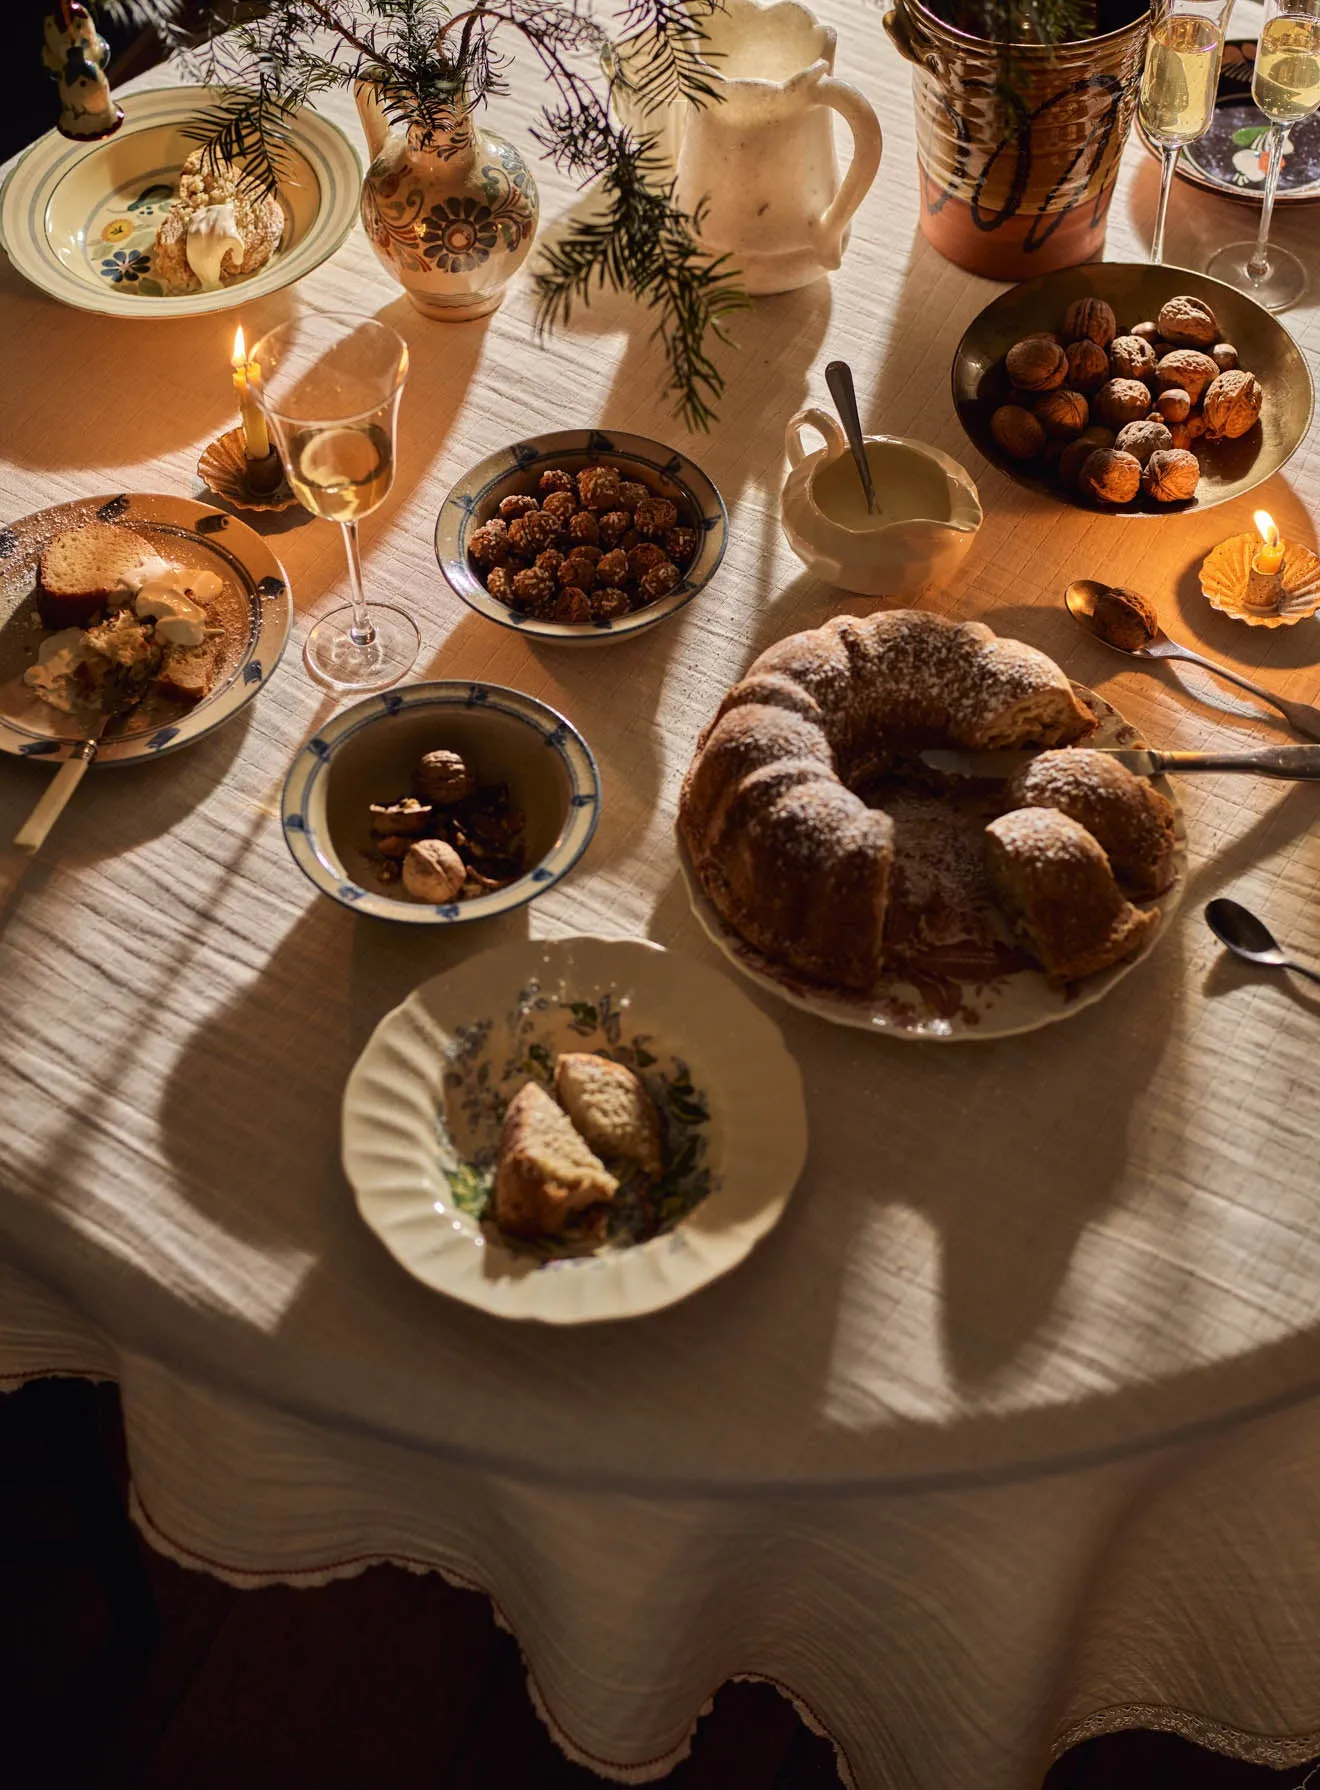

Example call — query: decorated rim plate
[341,937,808,1322]
[679,687,1188,1043]
[0,86,361,317]
[434,428,728,645]
[0,493,291,765]
[1139,40,1320,207]
[281,680,601,925]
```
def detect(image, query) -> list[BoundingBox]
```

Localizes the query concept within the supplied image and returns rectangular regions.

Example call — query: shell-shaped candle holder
[197,428,298,513]
[1200,533,1320,628]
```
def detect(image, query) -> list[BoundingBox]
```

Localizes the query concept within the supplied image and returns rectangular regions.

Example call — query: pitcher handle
[786,407,847,469]
[882,4,948,81]
[814,78,883,271]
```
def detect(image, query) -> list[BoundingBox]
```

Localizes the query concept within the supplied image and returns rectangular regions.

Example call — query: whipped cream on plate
[112,557,223,648]
[185,201,244,290]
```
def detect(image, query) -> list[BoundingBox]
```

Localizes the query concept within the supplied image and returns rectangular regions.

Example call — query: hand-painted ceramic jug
[662,0,883,294]
[356,82,538,321]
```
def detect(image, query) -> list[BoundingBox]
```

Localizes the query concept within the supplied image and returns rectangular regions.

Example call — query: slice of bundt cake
[1003,748,1178,898]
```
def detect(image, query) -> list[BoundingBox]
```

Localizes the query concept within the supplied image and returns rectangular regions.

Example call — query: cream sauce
[185,202,244,290]
[812,441,952,532]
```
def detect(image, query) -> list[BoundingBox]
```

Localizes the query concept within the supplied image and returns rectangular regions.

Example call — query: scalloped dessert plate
[0,85,360,317]
[342,937,808,1322]
[679,687,1188,1043]
[0,492,292,765]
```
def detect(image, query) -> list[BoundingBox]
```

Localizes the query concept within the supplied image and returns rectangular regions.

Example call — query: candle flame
[1253,509,1279,549]
[231,325,247,370]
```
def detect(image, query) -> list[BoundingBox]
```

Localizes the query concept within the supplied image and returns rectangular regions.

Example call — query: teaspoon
[1205,898,1320,988]
[824,359,877,515]
[1065,579,1320,743]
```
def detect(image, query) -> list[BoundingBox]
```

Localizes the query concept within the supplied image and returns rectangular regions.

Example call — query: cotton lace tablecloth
[3,6,1320,1785]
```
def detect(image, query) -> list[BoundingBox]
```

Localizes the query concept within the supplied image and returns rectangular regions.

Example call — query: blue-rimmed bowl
[281,682,600,925]
[433,429,728,645]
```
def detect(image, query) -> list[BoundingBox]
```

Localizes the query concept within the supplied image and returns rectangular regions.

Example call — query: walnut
[576,465,622,512]
[1092,585,1160,651]
[1062,298,1117,347]
[415,749,474,805]
[1142,447,1201,504]
[1211,342,1238,371]
[1064,339,1110,394]
[1157,295,1219,349]
[618,480,649,509]
[1057,430,1115,490]
[640,561,681,600]
[633,496,679,536]
[1107,335,1157,381]
[402,838,466,904]
[541,490,578,525]
[1005,335,1068,392]
[1094,378,1154,429]
[538,468,575,497]
[498,493,539,522]
[468,525,508,569]
[664,527,698,565]
[554,586,592,624]
[1114,419,1174,467]
[990,404,1046,460]
[591,586,632,621]
[1130,320,1160,344]
[1154,350,1219,403]
[507,512,557,555]
[567,510,600,546]
[1154,387,1191,424]
[1201,369,1263,440]
[1033,389,1089,439]
[512,566,556,611]
[597,509,633,547]
[1078,448,1142,506]
[628,542,668,579]
[595,548,629,586]
[369,797,432,838]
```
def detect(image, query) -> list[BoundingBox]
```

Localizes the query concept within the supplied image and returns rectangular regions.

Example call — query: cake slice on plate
[494,1081,618,1240]
[555,1053,663,1179]
[38,523,165,628]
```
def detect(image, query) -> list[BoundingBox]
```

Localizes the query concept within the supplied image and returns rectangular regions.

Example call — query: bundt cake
[1005,748,1178,898]
[678,610,1096,990]
[985,809,1158,981]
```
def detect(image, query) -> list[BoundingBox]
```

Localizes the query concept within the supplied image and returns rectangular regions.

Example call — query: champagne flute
[1206,0,1320,310]
[1139,0,1233,264]
[249,314,418,693]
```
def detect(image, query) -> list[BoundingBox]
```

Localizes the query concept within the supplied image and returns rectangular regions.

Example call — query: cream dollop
[134,575,215,648]
[23,627,88,709]
[185,202,244,291]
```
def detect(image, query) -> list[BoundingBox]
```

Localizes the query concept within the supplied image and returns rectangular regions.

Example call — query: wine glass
[249,314,418,693]
[1205,0,1320,310]
[1139,0,1233,265]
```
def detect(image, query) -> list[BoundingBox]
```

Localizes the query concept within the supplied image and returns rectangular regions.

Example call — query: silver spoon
[824,359,876,515]
[1065,579,1320,743]
[1205,898,1320,988]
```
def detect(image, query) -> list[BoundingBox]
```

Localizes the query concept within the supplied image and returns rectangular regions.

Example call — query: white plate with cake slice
[678,687,1187,1044]
[341,937,808,1323]
[0,492,292,766]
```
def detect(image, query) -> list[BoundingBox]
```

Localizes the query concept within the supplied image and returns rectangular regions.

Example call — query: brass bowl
[951,262,1314,516]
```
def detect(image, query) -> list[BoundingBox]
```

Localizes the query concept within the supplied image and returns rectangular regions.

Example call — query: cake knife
[920,744,1320,780]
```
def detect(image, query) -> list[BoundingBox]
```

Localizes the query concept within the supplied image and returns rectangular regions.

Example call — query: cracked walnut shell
[1078,448,1142,506]
[1201,369,1263,440]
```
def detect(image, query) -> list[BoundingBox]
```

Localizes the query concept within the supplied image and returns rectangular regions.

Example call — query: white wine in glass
[1140,0,1232,264]
[1206,0,1320,310]
[249,314,418,693]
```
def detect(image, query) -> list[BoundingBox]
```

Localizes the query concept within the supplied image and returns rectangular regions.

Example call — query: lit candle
[231,325,270,463]
[1253,509,1285,576]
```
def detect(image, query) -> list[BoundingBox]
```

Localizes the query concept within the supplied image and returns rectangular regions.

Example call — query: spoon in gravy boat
[824,359,877,516]
[1064,579,1320,743]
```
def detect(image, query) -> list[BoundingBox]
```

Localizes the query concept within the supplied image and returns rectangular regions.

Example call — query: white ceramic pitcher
[653,0,882,294]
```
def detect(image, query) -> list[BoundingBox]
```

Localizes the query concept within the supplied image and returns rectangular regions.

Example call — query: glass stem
[1151,143,1181,266]
[340,520,376,649]
[1248,122,1287,283]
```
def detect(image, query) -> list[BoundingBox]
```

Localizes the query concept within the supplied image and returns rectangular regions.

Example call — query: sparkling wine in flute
[1252,12,1320,121]
[286,423,394,524]
[1139,13,1224,142]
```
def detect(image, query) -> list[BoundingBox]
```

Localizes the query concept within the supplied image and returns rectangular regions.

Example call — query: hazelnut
[1092,585,1160,651]
[1211,342,1238,371]
[590,586,632,621]
[1114,419,1174,467]
[402,838,467,904]
[498,493,539,523]
[990,404,1046,460]
[1062,298,1118,347]
[1130,321,1160,344]
[1005,336,1068,392]
[369,797,432,838]
[1095,378,1155,430]
[1033,389,1089,439]
[1064,339,1110,395]
[1078,448,1142,506]
[1156,295,1220,349]
[415,749,475,805]
[1142,447,1201,504]
[1166,422,1193,451]
[1107,335,1157,381]
[1154,350,1219,403]
[1201,368,1264,440]
[1154,387,1191,424]
[1185,412,1207,440]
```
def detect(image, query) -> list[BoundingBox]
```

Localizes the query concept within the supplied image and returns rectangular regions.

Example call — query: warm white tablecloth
[4,5,1320,1784]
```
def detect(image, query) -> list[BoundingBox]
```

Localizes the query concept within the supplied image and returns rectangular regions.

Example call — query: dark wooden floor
[2,1382,1314,1790]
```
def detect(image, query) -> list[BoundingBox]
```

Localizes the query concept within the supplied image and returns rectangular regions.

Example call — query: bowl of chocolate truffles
[952,264,1313,514]
[434,429,728,643]
[281,681,600,924]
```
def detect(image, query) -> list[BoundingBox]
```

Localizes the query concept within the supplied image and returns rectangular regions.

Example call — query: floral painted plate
[342,937,808,1322]
[0,493,291,765]
[0,85,360,317]
[679,688,1187,1043]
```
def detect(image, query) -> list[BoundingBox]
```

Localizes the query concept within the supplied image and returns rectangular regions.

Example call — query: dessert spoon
[1205,898,1320,988]
[824,359,876,515]
[1065,579,1320,742]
